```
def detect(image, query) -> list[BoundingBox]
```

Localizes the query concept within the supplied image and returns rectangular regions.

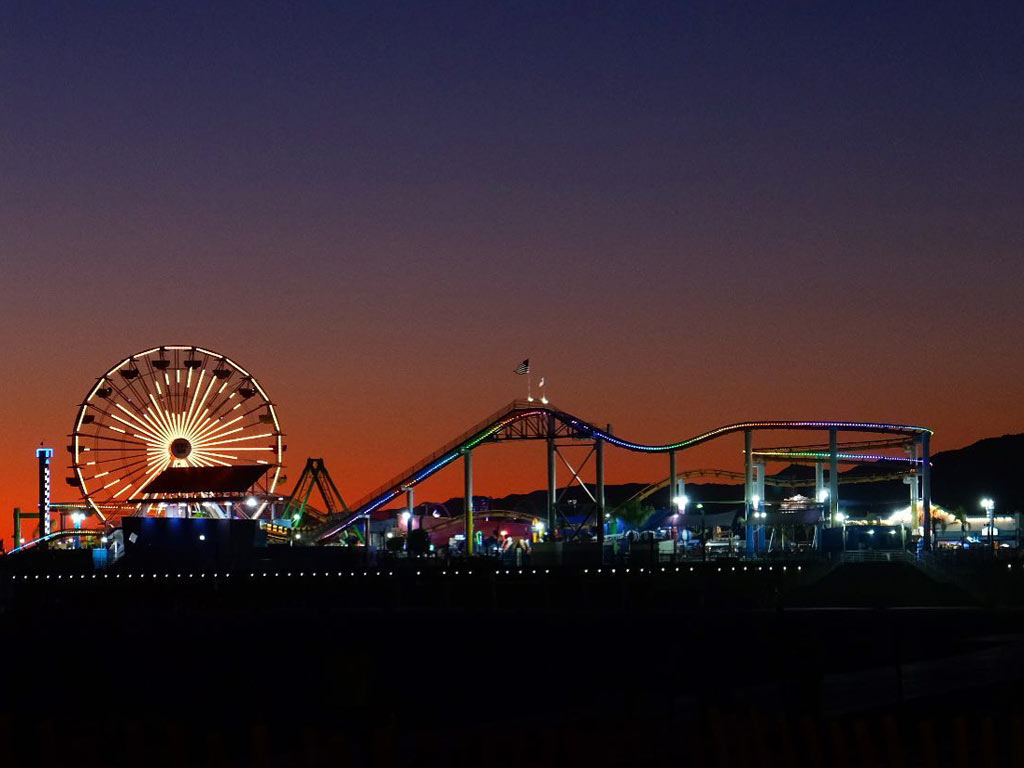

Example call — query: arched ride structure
[69,345,285,523]
[313,400,933,553]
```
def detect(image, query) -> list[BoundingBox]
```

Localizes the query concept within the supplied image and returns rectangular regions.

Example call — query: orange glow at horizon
[1,340,1020,547]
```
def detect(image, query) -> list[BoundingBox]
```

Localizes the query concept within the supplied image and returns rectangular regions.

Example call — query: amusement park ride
[9,344,936,558]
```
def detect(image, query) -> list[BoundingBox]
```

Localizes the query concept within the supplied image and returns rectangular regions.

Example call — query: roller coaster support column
[744,431,754,557]
[596,427,606,553]
[463,450,474,555]
[921,433,932,551]
[814,463,824,548]
[669,451,678,523]
[547,432,556,535]
[906,441,920,533]
[828,430,839,527]
[755,462,766,552]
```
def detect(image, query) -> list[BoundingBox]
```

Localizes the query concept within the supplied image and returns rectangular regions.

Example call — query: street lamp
[673,495,689,551]
[750,495,765,554]
[981,497,995,550]
[696,503,707,562]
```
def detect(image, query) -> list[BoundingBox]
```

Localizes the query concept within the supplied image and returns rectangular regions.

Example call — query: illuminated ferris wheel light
[70,346,285,521]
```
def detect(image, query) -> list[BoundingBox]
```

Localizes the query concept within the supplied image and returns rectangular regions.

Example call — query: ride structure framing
[311,399,934,551]
[280,458,354,533]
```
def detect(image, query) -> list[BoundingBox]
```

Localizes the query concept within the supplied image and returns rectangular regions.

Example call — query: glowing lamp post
[981,497,995,550]
[751,494,766,554]
[673,494,689,554]
[401,510,413,551]
[70,511,85,549]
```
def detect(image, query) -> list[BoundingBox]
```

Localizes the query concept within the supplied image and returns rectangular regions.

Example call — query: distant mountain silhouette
[398,433,1024,520]
[930,433,1024,513]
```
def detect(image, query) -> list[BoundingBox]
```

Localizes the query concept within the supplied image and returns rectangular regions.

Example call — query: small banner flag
[514,359,530,375]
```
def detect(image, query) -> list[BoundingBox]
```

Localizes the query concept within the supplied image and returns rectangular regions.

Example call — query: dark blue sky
[0,1,1021,519]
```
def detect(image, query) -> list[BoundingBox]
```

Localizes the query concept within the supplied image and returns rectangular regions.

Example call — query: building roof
[142,465,270,495]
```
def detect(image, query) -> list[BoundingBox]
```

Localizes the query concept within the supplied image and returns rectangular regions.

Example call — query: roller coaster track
[312,400,931,543]
[614,469,915,512]
[7,528,105,555]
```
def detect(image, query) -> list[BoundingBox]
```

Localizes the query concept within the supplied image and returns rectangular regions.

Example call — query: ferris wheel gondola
[69,345,284,521]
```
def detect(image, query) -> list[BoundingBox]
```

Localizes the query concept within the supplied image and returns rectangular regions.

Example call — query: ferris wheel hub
[170,437,192,459]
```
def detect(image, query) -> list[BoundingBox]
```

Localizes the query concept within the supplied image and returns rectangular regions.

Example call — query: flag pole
[527,372,532,402]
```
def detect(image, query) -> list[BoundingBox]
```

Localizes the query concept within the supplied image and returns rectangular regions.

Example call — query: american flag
[513,359,530,375]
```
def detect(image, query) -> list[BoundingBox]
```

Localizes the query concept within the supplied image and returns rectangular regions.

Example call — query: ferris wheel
[70,345,284,520]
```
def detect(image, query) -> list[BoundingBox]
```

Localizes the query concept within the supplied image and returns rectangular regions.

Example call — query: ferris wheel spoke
[189,414,246,444]
[180,369,206,438]
[192,387,262,430]
[133,366,174,436]
[82,432,150,447]
[141,405,175,445]
[147,383,186,439]
[96,375,140,415]
[190,451,231,468]
[200,431,275,447]
[74,448,149,460]
[145,398,177,442]
[205,387,243,422]
[194,451,241,461]
[197,425,245,444]
[184,412,223,449]
[98,456,161,491]
[122,374,156,418]
[123,456,172,499]
[112,401,171,443]
[107,411,167,444]
[200,446,276,452]
[184,410,220,443]
[104,371,151,419]
[182,374,217,438]
[85,402,168,447]
[220,401,275,429]
[209,377,233,406]
[79,455,151,476]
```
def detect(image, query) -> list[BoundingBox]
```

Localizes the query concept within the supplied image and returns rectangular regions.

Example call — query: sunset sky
[1,1,1021,543]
